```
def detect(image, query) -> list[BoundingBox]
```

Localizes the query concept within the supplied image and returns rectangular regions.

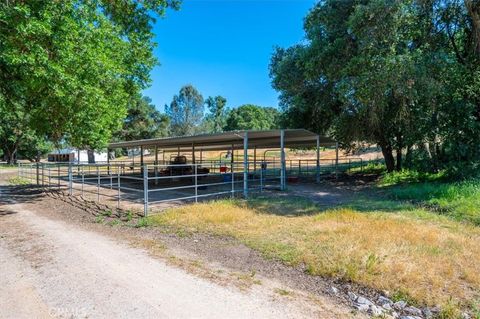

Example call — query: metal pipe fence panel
[17,156,369,217]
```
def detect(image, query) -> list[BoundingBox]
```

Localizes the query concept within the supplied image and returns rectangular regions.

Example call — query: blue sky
[143,0,315,112]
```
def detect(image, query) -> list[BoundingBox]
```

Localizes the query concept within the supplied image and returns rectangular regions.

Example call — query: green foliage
[7,176,30,185]
[380,170,447,186]
[0,0,177,157]
[347,162,386,175]
[270,0,480,173]
[224,104,279,131]
[136,217,151,228]
[204,96,227,133]
[165,85,204,136]
[114,94,169,142]
[0,100,52,163]
[384,178,480,225]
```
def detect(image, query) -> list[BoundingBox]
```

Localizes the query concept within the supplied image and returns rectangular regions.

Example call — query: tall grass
[375,168,480,225]
[388,180,480,225]
[148,199,480,315]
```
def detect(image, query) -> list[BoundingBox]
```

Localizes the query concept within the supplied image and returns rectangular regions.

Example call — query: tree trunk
[5,147,18,165]
[405,145,412,168]
[380,143,395,172]
[87,149,95,164]
[395,134,403,171]
[396,148,402,171]
[465,0,480,57]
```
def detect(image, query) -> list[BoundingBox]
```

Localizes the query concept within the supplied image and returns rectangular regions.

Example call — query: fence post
[110,165,113,190]
[48,166,51,187]
[231,161,234,198]
[96,166,100,201]
[117,167,121,209]
[143,164,148,217]
[81,166,84,197]
[243,132,248,198]
[68,164,72,195]
[17,163,20,178]
[57,165,60,189]
[194,164,198,203]
[41,164,44,187]
[335,142,339,179]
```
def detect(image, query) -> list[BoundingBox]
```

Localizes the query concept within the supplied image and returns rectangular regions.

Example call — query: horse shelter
[18,129,364,216]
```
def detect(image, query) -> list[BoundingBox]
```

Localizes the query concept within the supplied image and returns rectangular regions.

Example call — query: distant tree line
[270,0,480,175]
[114,84,280,148]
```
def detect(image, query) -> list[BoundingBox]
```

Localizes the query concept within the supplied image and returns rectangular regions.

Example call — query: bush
[380,169,446,186]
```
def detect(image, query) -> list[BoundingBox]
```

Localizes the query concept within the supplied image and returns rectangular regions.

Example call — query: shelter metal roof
[108,129,336,151]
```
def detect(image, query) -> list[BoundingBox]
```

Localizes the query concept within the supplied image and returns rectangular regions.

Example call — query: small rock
[347,291,358,301]
[193,239,199,243]
[356,296,373,305]
[399,316,422,319]
[378,296,393,305]
[422,308,433,318]
[461,313,471,319]
[404,306,422,316]
[369,305,383,316]
[329,286,339,294]
[353,303,369,312]
[382,303,393,311]
[430,306,441,314]
[393,301,407,310]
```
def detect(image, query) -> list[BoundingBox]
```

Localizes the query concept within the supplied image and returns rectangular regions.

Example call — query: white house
[47,148,108,163]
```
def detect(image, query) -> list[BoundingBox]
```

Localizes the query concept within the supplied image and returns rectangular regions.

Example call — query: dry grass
[148,199,480,313]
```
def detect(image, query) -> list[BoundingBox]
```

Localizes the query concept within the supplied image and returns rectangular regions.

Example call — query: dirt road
[0,172,359,319]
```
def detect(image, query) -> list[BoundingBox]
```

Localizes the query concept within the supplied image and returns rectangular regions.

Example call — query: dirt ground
[0,168,366,319]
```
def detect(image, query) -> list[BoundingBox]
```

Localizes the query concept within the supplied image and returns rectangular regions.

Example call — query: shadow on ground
[241,180,413,217]
[0,185,46,207]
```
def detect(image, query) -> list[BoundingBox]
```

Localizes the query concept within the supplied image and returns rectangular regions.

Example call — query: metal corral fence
[17,157,364,216]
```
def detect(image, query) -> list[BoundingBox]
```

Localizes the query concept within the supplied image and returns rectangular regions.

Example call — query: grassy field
[141,167,480,317]
[0,164,16,170]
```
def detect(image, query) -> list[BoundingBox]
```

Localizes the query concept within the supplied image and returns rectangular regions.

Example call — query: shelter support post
[192,143,196,164]
[243,132,248,198]
[280,129,286,191]
[253,146,257,175]
[316,136,320,183]
[132,148,135,167]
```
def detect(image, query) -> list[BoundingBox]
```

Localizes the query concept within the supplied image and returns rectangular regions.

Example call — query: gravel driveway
[0,169,359,319]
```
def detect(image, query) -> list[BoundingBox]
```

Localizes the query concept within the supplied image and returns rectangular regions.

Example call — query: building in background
[47,148,108,163]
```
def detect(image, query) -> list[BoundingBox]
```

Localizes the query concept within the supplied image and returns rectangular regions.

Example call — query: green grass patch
[347,162,386,175]
[7,176,30,185]
[380,169,447,186]
[0,164,16,170]
[384,179,480,225]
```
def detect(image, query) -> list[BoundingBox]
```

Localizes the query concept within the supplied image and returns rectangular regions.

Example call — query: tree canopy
[204,96,228,133]
[224,104,279,131]
[165,85,205,136]
[114,94,169,142]
[0,0,178,162]
[270,0,480,173]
